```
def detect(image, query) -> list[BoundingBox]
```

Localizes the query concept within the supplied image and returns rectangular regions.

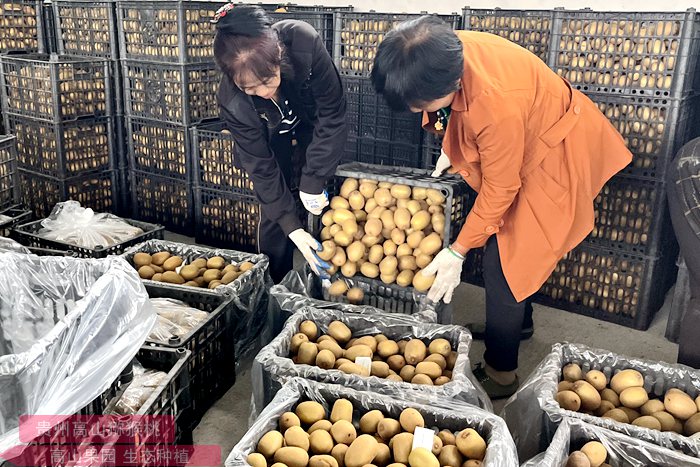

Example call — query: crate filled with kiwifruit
[226,378,518,467]
[503,342,700,461]
[252,308,491,419]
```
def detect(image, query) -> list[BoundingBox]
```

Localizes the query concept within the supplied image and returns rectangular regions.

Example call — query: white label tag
[412,427,435,452]
[355,357,372,375]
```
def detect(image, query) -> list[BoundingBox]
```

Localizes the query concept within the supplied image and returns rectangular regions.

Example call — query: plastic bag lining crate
[0,135,18,211]
[191,120,255,195]
[269,10,334,54]
[590,93,700,180]
[463,8,554,62]
[7,114,115,177]
[53,0,118,59]
[10,217,164,258]
[194,186,260,253]
[18,168,118,219]
[0,0,45,53]
[122,61,220,125]
[333,11,462,77]
[143,284,236,427]
[0,53,112,122]
[547,9,700,98]
[126,116,192,179]
[128,169,193,235]
[503,343,700,460]
[116,0,216,63]
[535,243,678,330]
[588,174,673,256]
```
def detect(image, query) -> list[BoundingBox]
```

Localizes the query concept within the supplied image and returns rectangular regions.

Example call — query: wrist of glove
[299,190,329,216]
[431,149,452,178]
[288,228,330,279]
[421,246,465,304]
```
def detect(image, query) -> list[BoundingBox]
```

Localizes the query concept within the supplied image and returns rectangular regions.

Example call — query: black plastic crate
[536,243,678,330]
[126,116,192,179]
[548,9,700,98]
[463,8,554,62]
[269,10,334,53]
[0,204,31,236]
[461,247,485,287]
[590,94,700,180]
[588,174,674,256]
[129,169,193,235]
[191,121,255,194]
[0,53,111,121]
[7,114,115,177]
[116,0,217,63]
[343,136,423,167]
[334,11,462,77]
[18,168,118,219]
[0,0,45,53]
[53,0,118,59]
[122,61,220,125]
[236,3,353,12]
[422,131,443,169]
[11,217,164,258]
[0,134,19,211]
[143,285,237,427]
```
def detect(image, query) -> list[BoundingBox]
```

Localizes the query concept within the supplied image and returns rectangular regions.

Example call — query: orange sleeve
[454,100,525,251]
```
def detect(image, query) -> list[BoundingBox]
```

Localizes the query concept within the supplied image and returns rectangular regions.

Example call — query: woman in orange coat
[372,16,632,397]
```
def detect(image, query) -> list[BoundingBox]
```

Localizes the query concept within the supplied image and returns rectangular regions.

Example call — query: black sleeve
[219,100,302,236]
[299,33,348,195]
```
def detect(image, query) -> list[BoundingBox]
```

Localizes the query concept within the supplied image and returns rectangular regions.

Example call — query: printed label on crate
[412,427,436,452]
[355,356,372,374]
[19,415,176,443]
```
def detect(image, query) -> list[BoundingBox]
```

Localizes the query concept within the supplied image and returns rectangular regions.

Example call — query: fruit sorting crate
[590,94,700,180]
[53,0,118,59]
[191,120,255,195]
[116,0,217,63]
[7,114,115,177]
[535,244,677,330]
[269,10,334,54]
[194,186,260,253]
[548,9,700,98]
[144,284,237,427]
[128,169,193,235]
[333,11,462,77]
[0,0,45,53]
[588,175,673,256]
[463,8,554,62]
[0,205,31,236]
[10,217,164,258]
[18,169,118,219]
[122,61,220,125]
[0,134,19,211]
[461,248,485,287]
[422,132,443,170]
[0,53,112,122]
[126,117,192,179]
[344,137,423,168]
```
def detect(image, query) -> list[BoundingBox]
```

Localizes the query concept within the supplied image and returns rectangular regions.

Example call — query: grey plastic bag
[226,378,518,467]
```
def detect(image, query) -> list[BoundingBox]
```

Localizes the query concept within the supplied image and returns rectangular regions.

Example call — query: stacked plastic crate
[116,0,220,235]
[333,11,461,167]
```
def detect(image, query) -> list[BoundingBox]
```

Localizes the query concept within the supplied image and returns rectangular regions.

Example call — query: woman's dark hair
[213,5,282,85]
[371,15,464,112]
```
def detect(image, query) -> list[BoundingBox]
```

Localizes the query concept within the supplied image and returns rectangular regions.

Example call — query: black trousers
[483,235,534,372]
[667,162,700,368]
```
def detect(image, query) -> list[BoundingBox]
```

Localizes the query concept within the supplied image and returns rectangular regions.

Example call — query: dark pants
[483,235,534,372]
[667,162,700,368]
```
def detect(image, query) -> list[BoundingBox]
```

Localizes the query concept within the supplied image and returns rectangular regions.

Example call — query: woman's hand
[421,246,466,303]
[299,191,329,216]
[431,149,452,177]
[288,229,330,278]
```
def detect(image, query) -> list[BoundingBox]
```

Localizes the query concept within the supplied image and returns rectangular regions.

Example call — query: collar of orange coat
[421,71,469,131]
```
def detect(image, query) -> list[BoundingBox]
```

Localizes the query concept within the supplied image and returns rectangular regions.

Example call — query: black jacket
[217,20,347,236]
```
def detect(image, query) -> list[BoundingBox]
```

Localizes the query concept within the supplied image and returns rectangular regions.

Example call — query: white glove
[299,190,329,216]
[421,247,465,303]
[431,149,452,177]
[289,229,330,278]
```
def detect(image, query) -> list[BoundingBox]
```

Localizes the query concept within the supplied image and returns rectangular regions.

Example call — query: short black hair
[371,15,464,112]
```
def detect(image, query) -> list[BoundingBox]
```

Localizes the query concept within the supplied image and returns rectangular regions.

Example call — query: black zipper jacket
[217,20,348,236]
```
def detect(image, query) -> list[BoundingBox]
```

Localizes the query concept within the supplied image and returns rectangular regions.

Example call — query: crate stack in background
[117,0,220,235]
[0,135,25,231]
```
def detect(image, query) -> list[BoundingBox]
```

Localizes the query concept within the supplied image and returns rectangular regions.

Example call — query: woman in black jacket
[213,4,348,282]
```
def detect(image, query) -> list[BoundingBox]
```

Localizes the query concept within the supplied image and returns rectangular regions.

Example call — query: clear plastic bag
[225,378,518,467]
[0,237,29,254]
[147,298,209,344]
[502,342,700,461]
[38,201,143,249]
[111,362,169,416]
[0,253,156,455]
[522,417,700,467]
[251,307,491,422]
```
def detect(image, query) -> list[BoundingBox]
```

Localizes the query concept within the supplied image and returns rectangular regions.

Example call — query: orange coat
[424,31,632,302]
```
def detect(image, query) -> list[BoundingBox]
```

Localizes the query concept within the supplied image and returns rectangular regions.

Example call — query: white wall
[290,0,699,14]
